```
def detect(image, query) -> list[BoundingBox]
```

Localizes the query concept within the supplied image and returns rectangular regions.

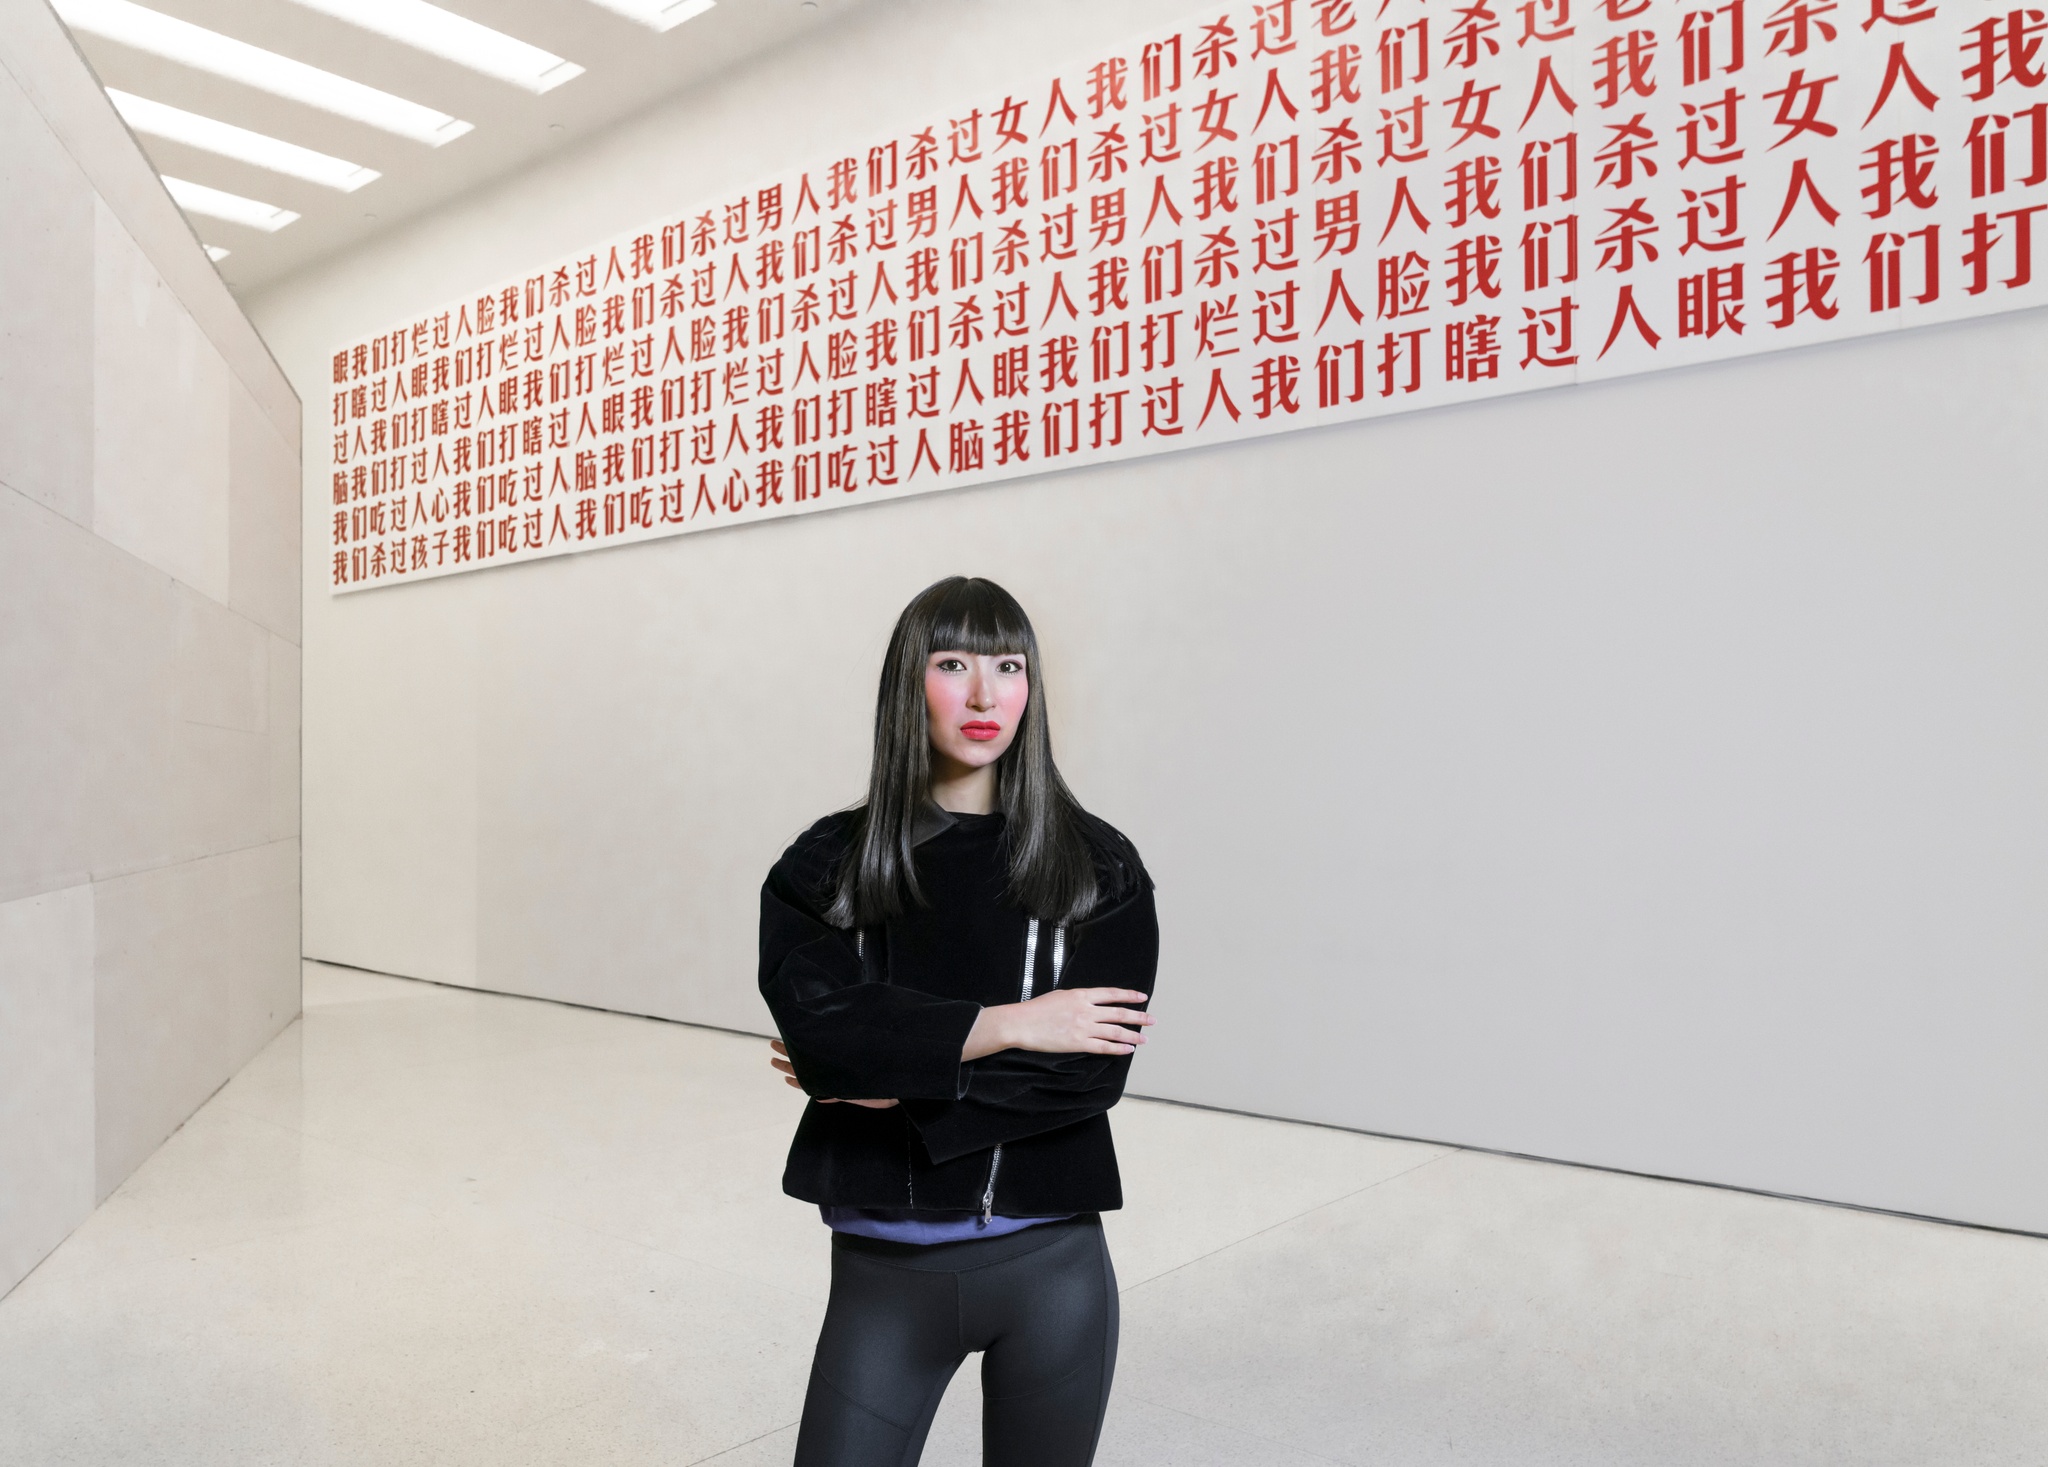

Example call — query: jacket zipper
[981,917,1064,1225]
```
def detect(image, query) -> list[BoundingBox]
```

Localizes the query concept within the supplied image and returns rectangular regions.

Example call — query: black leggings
[793,1215,1119,1467]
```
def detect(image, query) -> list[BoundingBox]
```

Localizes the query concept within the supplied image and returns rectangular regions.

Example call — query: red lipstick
[960,721,1002,742]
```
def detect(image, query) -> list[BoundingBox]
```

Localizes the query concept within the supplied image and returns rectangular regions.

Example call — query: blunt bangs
[923,578,1037,661]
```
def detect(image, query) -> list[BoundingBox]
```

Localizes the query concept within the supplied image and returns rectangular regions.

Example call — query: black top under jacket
[759,806,1158,1216]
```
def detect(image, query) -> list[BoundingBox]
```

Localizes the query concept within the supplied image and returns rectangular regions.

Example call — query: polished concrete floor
[2,963,2044,1465]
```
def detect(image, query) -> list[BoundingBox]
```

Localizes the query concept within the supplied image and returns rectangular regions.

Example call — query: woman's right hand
[963,989,1153,1061]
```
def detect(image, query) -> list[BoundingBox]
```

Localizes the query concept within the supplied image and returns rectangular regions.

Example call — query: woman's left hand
[770,1039,900,1108]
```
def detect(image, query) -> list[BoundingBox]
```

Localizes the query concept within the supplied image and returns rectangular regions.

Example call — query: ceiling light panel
[52,0,473,146]
[583,0,716,34]
[162,176,301,232]
[205,245,231,260]
[282,0,583,93]
[108,89,380,191]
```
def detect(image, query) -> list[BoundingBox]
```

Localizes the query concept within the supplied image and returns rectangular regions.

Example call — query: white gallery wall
[251,0,2048,1233]
[0,0,301,1297]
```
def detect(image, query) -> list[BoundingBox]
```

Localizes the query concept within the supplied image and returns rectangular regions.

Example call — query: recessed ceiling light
[51,0,473,146]
[282,0,583,94]
[205,245,230,261]
[162,176,301,232]
[583,0,716,34]
[108,89,380,191]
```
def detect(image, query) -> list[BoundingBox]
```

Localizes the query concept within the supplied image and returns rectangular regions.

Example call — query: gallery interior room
[6,0,2048,1461]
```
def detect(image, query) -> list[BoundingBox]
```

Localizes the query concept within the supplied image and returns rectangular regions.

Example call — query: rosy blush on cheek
[925,670,965,724]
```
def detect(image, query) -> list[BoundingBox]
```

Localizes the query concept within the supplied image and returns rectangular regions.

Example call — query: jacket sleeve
[901,880,1158,1164]
[757,830,983,1102]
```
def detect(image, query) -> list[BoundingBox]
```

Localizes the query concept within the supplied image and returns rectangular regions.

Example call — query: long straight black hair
[828,577,1108,929]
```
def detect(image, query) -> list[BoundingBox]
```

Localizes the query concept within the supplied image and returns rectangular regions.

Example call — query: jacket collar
[909,800,958,849]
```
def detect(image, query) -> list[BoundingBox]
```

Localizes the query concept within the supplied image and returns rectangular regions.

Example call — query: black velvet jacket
[759,807,1157,1217]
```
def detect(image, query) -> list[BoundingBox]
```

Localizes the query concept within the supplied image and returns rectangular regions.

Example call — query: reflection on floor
[1,962,2043,1464]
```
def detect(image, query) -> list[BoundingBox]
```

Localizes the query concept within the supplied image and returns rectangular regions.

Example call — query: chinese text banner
[328,0,2041,592]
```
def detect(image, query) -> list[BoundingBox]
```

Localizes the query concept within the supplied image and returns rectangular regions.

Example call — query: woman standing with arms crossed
[761,575,1158,1467]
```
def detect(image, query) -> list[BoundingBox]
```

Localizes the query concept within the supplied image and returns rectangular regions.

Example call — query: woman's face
[924,649,1029,772]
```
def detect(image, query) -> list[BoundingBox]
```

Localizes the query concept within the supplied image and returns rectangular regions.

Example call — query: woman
[760,575,1159,1467]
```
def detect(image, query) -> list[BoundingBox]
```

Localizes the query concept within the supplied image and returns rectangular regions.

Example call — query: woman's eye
[1000,660,1024,674]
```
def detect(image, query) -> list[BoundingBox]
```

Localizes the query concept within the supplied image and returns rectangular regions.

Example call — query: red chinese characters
[328,0,2044,592]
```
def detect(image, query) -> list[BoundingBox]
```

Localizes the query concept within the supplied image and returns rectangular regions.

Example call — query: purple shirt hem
[820,1206,1075,1245]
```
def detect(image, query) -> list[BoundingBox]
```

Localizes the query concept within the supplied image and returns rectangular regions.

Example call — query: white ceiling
[55,0,866,293]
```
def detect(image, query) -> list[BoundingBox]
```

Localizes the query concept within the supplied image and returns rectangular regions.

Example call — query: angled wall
[0,0,301,1299]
